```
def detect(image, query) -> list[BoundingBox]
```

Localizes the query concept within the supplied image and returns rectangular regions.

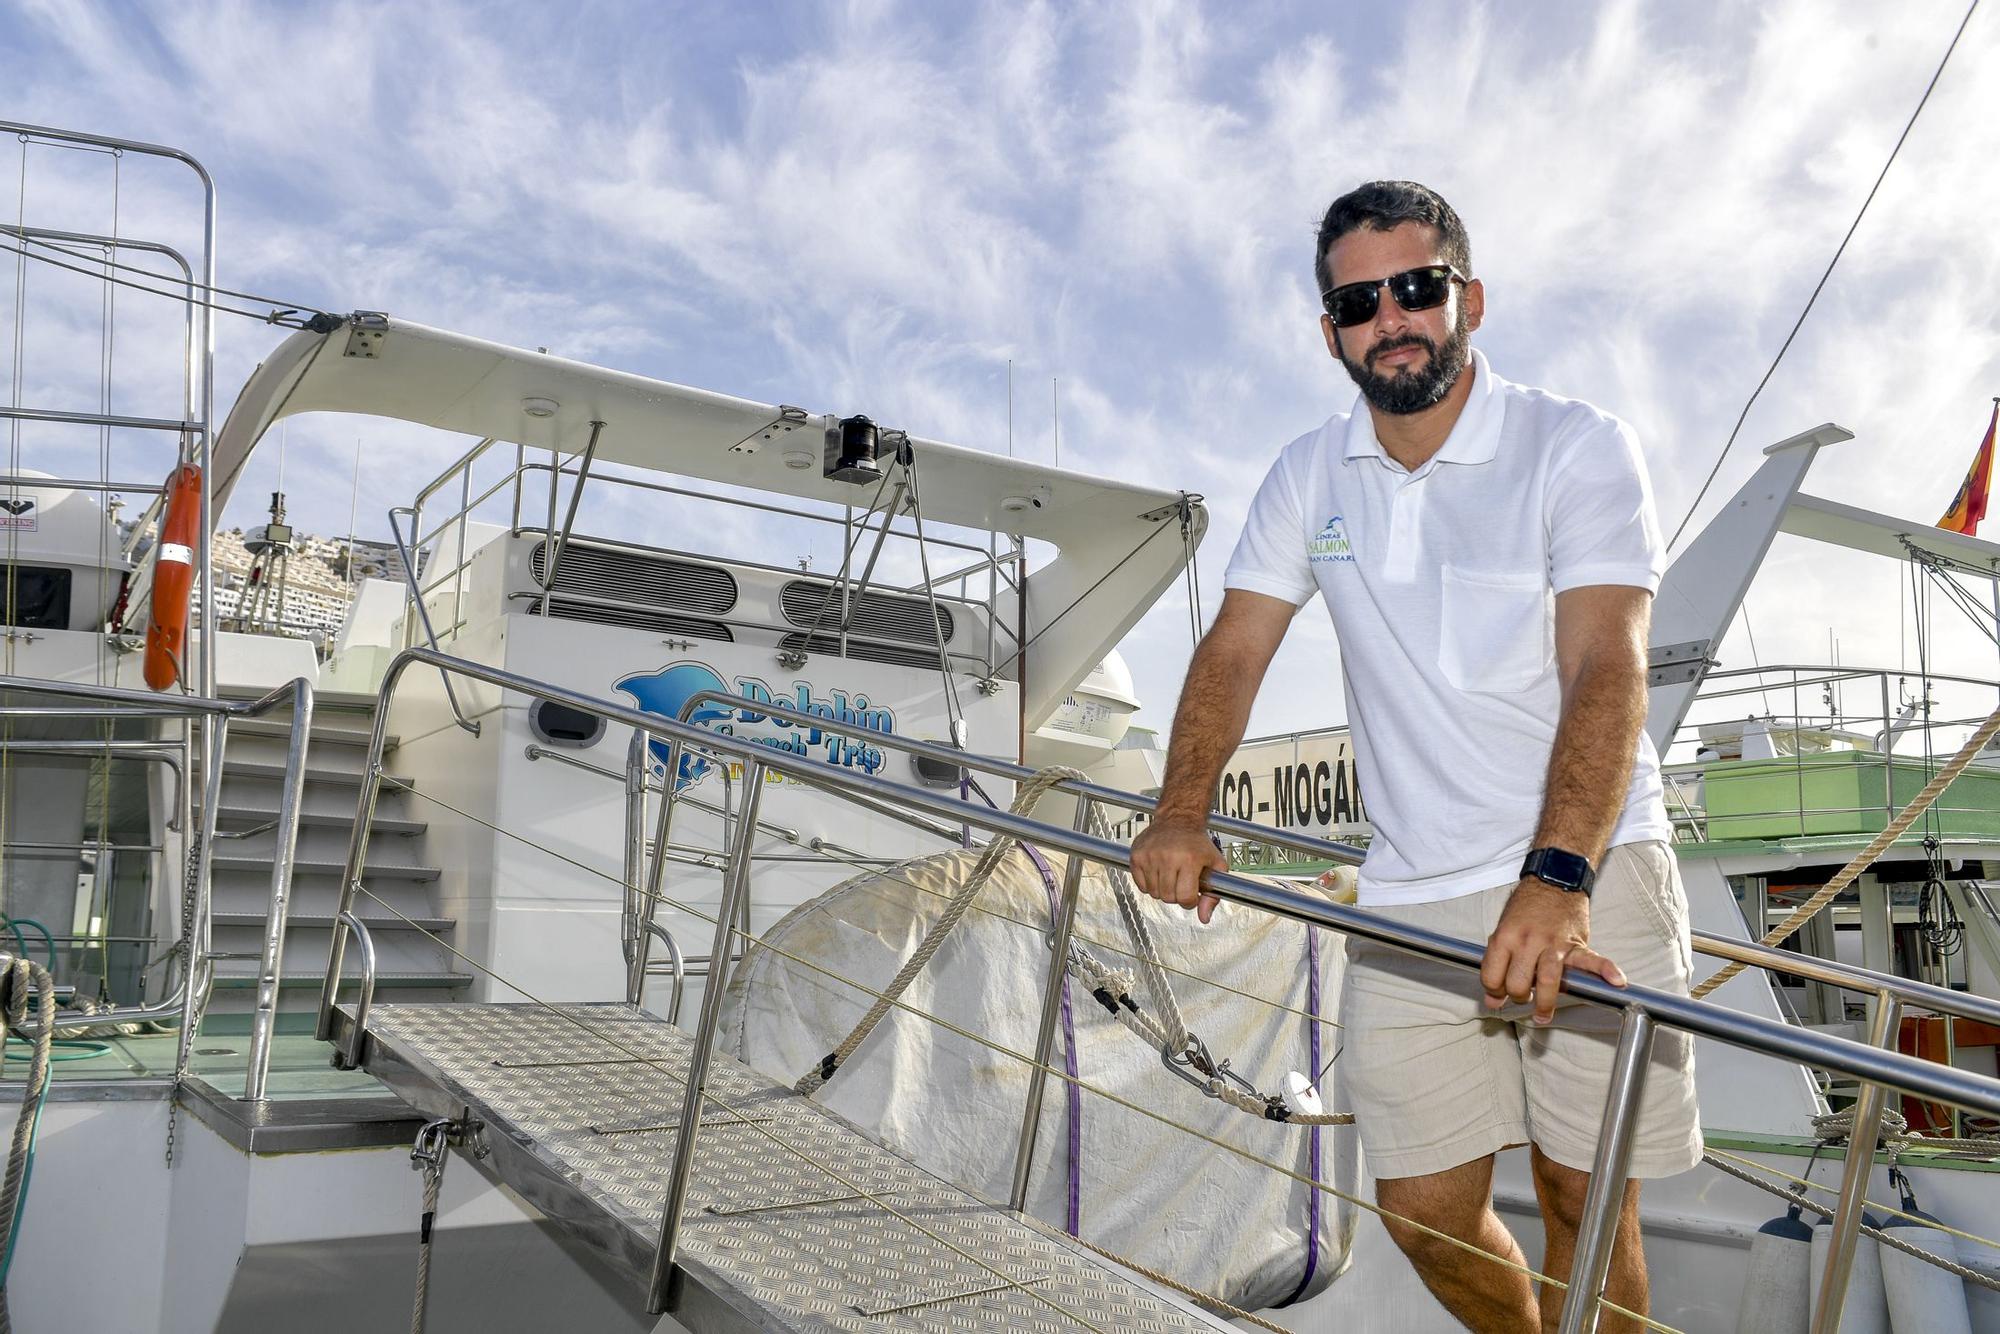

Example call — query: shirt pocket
[1437,564,1553,693]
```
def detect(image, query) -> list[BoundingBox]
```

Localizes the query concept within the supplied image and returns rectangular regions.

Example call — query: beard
[1339,306,1471,415]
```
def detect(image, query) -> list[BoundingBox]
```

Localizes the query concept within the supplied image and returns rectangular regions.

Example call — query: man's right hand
[1130,816,1229,924]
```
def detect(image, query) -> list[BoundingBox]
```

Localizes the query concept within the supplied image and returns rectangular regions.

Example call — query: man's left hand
[1479,880,1626,1024]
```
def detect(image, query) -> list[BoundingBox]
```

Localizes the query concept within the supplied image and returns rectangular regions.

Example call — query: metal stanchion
[1556,1008,1654,1334]
[1811,989,1900,1334]
[648,759,766,1313]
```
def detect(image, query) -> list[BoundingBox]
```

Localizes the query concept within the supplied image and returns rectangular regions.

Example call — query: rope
[409,1117,455,1334]
[1084,800,1189,1047]
[1701,1150,2000,1291]
[0,957,53,1334]
[795,766,1086,1095]
[1693,695,2000,998]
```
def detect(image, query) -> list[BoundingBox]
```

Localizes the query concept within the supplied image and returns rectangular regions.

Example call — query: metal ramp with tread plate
[341,1001,1233,1333]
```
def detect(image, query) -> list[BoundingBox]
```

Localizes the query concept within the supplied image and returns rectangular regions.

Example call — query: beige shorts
[1339,841,1703,1180]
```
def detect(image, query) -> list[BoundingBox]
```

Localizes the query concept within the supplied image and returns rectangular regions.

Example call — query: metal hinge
[1647,639,1714,688]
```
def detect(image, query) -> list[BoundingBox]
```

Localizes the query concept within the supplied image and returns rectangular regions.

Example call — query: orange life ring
[143,464,202,691]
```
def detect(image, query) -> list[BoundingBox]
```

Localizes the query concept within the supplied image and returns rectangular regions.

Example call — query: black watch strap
[1522,847,1596,895]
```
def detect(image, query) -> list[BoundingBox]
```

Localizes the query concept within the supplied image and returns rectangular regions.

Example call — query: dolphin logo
[615,662,734,790]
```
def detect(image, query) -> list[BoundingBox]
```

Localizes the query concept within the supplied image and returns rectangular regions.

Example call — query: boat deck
[342,1000,1230,1333]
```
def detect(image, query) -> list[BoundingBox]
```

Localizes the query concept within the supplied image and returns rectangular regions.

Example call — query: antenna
[1000,360,1016,460]
[346,436,361,582]
[1051,376,1060,469]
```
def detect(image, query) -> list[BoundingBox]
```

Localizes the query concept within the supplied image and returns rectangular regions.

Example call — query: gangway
[321,649,2000,1334]
[339,1001,1234,1332]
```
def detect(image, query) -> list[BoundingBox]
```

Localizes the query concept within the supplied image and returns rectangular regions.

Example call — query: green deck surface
[1701,751,2000,841]
[0,1027,391,1101]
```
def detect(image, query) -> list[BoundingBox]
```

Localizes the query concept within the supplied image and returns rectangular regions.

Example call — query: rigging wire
[0,229,334,327]
[0,236,325,331]
[1665,0,1981,552]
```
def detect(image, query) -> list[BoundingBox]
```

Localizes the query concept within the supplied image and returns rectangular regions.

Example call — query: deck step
[215,806,427,837]
[212,912,456,932]
[224,760,413,788]
[212,855,440,882]
[228,717,398,749]
[219,686,385,713]
[212,972,472,990]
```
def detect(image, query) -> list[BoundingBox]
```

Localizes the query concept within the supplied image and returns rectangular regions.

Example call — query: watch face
[1530,848,1591,889]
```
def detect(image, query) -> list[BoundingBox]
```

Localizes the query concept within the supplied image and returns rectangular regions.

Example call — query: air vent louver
[528,540,737,638]
[781,580,954,646]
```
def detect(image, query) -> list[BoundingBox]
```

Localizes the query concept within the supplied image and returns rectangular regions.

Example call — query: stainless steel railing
[319,648,2000,1334]
[395,437,1026,679]
[0,674,313,1100]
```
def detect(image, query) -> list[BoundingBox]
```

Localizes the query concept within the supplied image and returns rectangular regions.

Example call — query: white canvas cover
[720,846,1358,1311]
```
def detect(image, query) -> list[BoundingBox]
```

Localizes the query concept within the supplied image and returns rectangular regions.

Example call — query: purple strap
[1276,924,1323,1306]
[966,778,1081,1234]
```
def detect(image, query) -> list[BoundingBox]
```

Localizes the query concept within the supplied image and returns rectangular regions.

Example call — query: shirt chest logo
[1309,515,1353,563]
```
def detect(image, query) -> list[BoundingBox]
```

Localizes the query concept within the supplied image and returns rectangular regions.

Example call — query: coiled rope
[0,956,53,1334]
[1693,699,2000,999]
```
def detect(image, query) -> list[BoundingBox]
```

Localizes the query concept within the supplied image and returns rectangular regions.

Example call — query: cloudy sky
[5,0,2000,746]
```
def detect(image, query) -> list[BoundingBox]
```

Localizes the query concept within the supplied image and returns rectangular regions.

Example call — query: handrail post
[243,679,313,1100]
[540,419,605,595]
[621,729,649,974]
[173,714,229,1089]
[629,736,686,1006]
[332,911,379,1069]
[1811,989,1900,1334]
[643,920,686,1025]
[386,506,480,736]
[316,669,403,1043]
[1008,798,1093,1213]
[1556,1008,1654,1334]
[648,758,766,1314]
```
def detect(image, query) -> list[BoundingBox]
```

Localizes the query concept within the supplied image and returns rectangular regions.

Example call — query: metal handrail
[1,119,218,695]
[1693,929,2000,1029]
[0,674,313,1100]
[386,506,480,736]
[677,688,2000,1038]
[401,439,1024,680]
[641,920,685,1025]
[672,687,1371,866]
[319,648,2000,1332]
[333,911,378,1069]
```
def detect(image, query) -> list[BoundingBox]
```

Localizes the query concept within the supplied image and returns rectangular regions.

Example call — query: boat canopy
[208,313,1206,724]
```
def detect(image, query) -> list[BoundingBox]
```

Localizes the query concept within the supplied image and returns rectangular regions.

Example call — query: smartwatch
[1521,847,1595,896]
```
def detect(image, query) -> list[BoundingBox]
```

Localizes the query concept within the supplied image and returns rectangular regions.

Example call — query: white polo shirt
[1223,350,1671,905]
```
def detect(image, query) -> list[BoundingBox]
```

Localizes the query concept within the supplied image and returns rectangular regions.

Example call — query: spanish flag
[1939,401,1998,535]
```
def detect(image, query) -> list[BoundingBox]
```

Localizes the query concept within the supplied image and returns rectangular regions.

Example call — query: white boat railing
[318,648,2000,1334]
[394,435,1025,677]
[0,674,313,1100]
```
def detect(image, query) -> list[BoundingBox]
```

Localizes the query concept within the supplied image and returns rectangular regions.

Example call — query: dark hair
[1314,181,1471,294]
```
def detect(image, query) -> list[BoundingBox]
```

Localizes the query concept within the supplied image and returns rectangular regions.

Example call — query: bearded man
[1130,180,1699,1333]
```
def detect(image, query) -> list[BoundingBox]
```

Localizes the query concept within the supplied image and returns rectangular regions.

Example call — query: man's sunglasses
[1320,265,1467,328]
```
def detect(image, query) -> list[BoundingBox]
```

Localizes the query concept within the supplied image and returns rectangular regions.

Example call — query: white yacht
[0,120,1995,1334]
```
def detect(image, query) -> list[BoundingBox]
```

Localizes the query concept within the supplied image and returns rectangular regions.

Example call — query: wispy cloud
[3,0,1997,733]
